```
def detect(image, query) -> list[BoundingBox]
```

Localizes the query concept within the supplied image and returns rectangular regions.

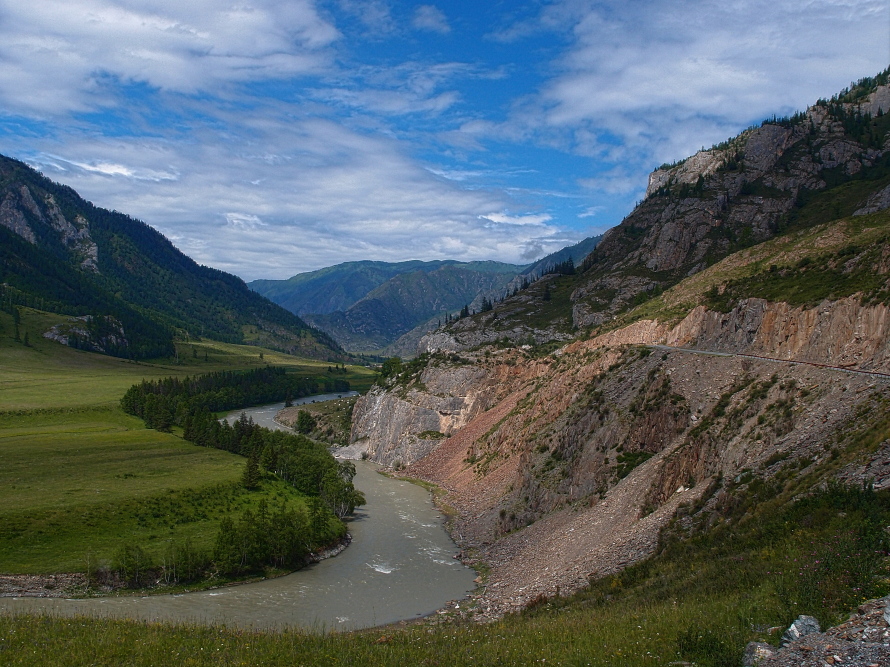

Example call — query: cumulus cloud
[412,5,450,34]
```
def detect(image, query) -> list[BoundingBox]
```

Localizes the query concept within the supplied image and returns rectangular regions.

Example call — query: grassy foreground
[1,478,887,667]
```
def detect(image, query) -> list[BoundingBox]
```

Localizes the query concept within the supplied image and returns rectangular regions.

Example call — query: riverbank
[0,533,354,600]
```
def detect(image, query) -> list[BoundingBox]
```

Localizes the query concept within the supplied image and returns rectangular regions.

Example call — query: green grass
[0,406,318,573]
[0,308,376,411]
[0,307,369,575]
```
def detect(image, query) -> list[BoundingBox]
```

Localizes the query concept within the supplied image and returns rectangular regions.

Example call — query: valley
[4,70,890,667]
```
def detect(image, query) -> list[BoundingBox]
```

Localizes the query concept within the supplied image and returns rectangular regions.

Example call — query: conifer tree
[242,454,261,490]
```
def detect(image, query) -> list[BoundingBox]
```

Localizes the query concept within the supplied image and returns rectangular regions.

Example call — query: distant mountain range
[249,238,603,353]
[0,155,343,360]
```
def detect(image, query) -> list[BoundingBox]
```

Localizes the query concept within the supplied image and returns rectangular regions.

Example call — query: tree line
[120,366,349,430]
[115,367,363,585]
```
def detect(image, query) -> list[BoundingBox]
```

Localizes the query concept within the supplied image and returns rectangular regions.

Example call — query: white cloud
[412,5,450,34]
[16,105,569,280]
[2,0,886,283]
[487,0,889,180]
[225,213,266,229]
[0,0,339,115]
[480,212,553,226]
[37,154,180,182]
[578,206,604,219]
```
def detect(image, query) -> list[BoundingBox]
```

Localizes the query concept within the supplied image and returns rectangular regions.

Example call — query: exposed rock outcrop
[347,357,539,466]
[355,285,890,618]
[755,597,890,666]
[0,184,98,271]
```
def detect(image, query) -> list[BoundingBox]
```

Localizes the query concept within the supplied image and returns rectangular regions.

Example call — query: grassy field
[0,308,376,411]
[0,307,373,575]
[0,407,323,573]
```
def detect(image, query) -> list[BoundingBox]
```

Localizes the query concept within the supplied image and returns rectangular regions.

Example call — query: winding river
[0,398,476,631]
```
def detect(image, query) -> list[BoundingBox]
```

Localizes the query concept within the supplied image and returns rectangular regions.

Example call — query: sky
[0,1,888,281]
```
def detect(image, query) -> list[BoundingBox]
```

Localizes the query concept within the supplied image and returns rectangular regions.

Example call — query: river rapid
[0,398,476,631]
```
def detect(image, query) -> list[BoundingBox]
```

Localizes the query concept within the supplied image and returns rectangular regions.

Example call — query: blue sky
[0,1,887,280]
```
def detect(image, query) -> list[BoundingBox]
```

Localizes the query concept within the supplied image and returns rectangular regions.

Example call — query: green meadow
[0,308,375,411]
[0,307,372,575]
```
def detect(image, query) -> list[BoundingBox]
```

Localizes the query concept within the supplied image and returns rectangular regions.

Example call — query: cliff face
[352,297,888,617]
[346,354,544,466]
[0,182,99,271]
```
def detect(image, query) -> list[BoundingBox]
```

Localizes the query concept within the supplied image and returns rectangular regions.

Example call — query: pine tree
[242,454,261,490]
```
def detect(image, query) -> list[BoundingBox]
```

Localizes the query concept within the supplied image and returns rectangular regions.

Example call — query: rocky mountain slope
[0,155,343,359]
[420,72,890,356]
[342,71,890,621]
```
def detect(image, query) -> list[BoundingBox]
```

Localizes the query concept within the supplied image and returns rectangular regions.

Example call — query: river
[0,398,476,631]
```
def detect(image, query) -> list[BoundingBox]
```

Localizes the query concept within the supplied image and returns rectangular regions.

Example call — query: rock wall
[346,359,534,466]
[666,297,890,371]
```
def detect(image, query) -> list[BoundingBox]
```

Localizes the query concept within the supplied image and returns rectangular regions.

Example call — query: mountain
[252,259,525,352]
[0,155,343,360]
[304,263,523,352]
[520,234,602,276]
[339,69,890,624]
[419,69,890,354]
[249,259,526,316]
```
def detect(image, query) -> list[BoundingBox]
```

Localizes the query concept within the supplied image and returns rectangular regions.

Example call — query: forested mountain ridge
[253,259,527,353]
[303,264,524,352]
[0,155,343,359]
[249,259,525,316]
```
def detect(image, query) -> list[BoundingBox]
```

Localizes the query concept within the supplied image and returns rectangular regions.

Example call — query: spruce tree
[242,454,261,490]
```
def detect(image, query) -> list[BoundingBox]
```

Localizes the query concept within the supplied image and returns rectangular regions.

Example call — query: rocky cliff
[353,297,889,617]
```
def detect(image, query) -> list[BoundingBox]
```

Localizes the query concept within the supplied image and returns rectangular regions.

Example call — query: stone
[743,641,776,666]
[780,615,821,647]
